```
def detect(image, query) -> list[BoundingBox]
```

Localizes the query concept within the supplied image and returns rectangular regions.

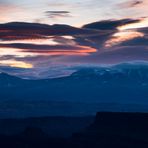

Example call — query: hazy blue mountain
[1,63,148,117]
[0,63,148,103]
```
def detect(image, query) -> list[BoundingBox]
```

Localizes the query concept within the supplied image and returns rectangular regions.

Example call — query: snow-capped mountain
[70,63,148,84]
[0,62,148,104]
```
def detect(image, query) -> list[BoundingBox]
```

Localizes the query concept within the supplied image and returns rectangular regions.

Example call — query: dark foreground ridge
[0,112,148,148]
[72,112,148,148]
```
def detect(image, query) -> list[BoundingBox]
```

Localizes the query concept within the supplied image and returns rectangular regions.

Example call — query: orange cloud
[105,17,147,47]
[0,60,33,68]
[22,45,97,56]
[118,18,148,30]
[105,31,144,47]
[0,44,97,68]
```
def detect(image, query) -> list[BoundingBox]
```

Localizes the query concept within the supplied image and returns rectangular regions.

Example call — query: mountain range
[0,62,148,117]
[0,62,148,102]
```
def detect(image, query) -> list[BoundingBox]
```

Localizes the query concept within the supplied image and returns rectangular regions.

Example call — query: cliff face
[1,112,148,148]
[91,112,148,131]
[72,112,148,148]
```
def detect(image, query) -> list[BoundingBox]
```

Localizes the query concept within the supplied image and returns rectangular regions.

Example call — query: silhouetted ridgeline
[72,112,148,148]
[0,116,94,137]
[1,112,148,148]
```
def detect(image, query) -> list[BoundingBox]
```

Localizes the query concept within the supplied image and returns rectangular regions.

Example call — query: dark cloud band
[45,11,71,19]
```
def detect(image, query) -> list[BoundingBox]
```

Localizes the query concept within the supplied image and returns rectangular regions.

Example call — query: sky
[0,0,148,79]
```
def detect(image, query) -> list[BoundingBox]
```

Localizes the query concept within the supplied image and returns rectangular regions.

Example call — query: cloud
[118,0,143,8]
[82,19,140,30]
[117,0,148,17]
[0,21,102,70]
[0,43,97,56]
[0,60,33,68]
[63,46,148,64]
[74,18,147,50]
[0,19,139,46]
[0,19,146,50]
[0,64,75,79]
[119,27,148,46]
[78,19,142,49]
[0,22,101,41]
[0,18,144,51]
[0,18,148,78]
[104,30,144,47]
[130,0,143,7]
[45,11,72,19]
[97,46,148,63]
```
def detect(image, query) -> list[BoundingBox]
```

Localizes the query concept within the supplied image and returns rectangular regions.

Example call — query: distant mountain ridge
[0,63,148,117]
[71,62,148,80]
[0,62,148,104]
[1,62,148,81]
